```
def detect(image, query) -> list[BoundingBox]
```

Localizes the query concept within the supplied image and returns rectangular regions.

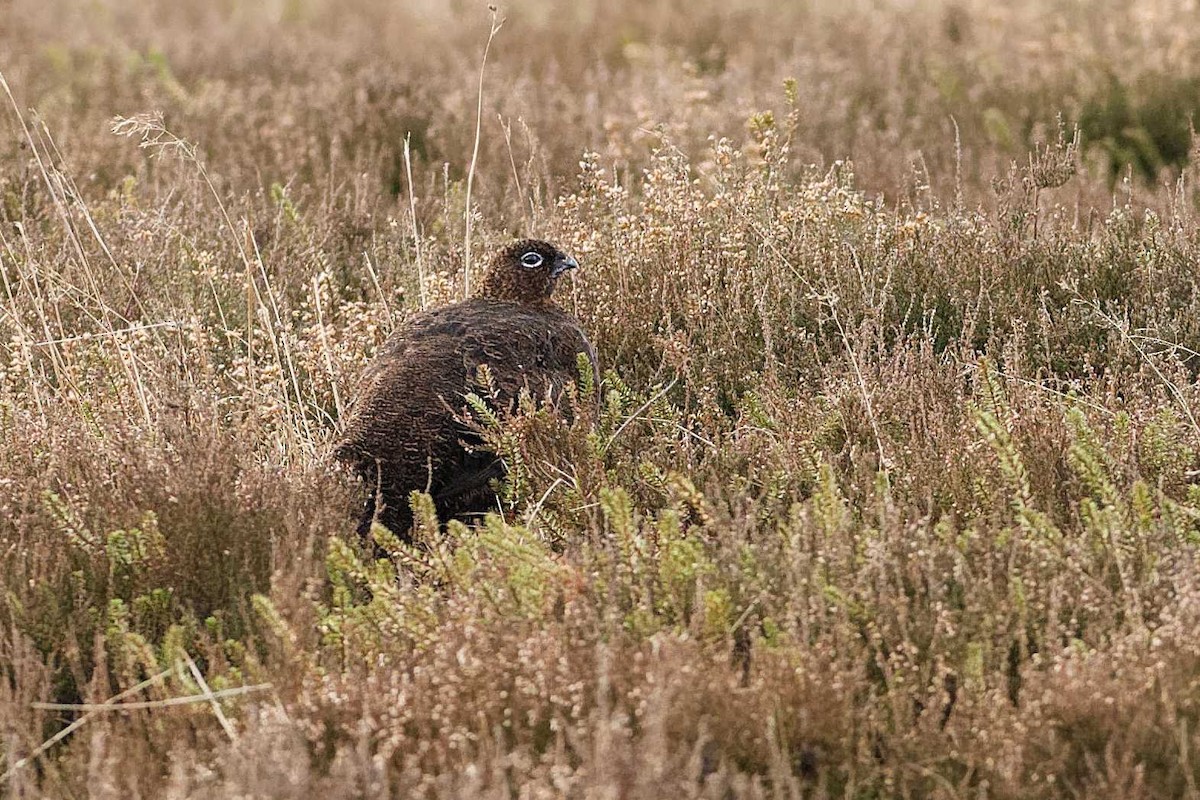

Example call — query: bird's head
[479,239,579,304]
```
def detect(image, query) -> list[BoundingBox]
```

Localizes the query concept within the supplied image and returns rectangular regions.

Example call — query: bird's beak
[551,254,579,279]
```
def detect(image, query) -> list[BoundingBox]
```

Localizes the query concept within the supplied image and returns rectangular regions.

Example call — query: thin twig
[1127,332,1200,361]
[31,320,183,347]
[182,652,238,742]
[1,667,174,786]
[362,250,392,335]
[828,293,891,471]
[525,477,565,526]
[643,418,718,449]
[729,595,762,637]
[311,274,344,420]
[463,6,504,299]
[958,360,1117,418]
[498,113,529,223]
[1079,298,1200,437]
[402,133,427,309]
[31,682,273,712]
[604,378,678,453]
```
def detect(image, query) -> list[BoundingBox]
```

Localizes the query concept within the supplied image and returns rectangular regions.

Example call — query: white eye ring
[519,251,543,268]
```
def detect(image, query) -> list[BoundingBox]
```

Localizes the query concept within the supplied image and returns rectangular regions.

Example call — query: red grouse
[334,239,595,539]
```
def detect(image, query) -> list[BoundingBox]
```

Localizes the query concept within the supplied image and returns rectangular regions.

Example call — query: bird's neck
[479,271,555,305]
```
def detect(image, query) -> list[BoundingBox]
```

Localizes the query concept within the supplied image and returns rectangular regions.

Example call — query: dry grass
[3,0,1200,796]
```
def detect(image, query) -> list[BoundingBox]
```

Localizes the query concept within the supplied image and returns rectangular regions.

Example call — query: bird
[333,238,595,541]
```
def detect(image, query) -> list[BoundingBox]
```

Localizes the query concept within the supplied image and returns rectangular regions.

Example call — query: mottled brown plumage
[334,239,595,539]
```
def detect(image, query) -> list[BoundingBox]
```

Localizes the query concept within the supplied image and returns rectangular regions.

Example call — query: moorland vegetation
[3,0,1200,796]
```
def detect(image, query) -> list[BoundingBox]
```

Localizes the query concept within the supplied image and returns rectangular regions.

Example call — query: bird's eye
[519,251,544,268]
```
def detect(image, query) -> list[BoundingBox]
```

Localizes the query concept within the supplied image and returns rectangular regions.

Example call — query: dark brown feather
[334,239,595,539]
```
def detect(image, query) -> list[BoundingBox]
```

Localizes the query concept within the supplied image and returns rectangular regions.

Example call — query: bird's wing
[333,306,472,469]
[455,303,596,408]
